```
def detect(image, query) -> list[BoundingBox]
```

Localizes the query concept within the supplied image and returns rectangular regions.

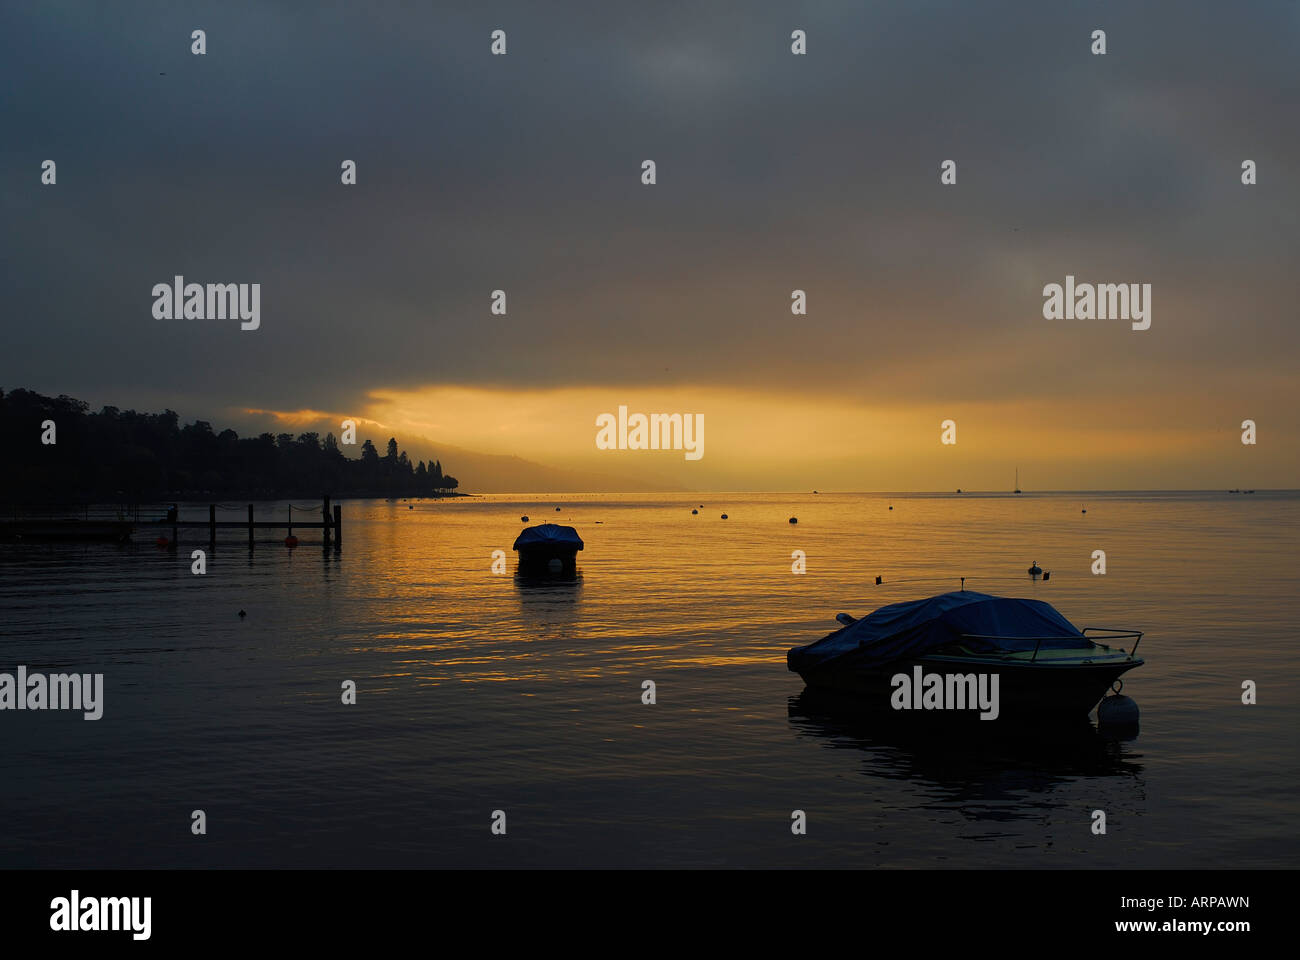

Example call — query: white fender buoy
[1097,693,1140,728]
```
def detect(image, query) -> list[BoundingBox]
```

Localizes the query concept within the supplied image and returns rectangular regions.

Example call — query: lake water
[1,491,1296,868]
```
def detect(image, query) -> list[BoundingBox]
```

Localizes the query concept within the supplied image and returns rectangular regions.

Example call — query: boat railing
[1081,627,1143,659]
[960,628,1143,662]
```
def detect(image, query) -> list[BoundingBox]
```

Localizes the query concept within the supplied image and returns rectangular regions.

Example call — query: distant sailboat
[1014,468,1022,494]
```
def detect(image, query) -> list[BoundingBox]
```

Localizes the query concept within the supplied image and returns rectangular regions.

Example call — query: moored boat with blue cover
[788,591,1143,719]
[513,523,584,569]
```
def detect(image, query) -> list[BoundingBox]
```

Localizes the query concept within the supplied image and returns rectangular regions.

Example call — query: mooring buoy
[1098,694,1139,726]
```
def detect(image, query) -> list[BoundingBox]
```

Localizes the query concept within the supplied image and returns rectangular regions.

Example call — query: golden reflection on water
[340,491,1298,699]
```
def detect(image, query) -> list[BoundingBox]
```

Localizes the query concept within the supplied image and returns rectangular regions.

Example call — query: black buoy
[1082,508,1087,514]
[238,609,246,619]
[789,517,797,524]
[721,513,728,519]
[874,575,883,585]
[1028,561,1042,578]
[691,509,698,514]
[555,506,561,512]
[1042,571,1051,581]
[521,515,529,522]
[888,505,893,511]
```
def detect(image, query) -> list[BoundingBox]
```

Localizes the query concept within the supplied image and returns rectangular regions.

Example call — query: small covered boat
[512,523,584,570]
[787,591,1142,719]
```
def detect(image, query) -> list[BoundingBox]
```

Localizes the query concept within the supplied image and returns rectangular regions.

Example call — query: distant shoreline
[1,491,474,508]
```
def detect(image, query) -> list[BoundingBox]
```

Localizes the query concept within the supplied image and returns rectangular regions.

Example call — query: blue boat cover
[787,591,1087,672]
[512,524,584,551]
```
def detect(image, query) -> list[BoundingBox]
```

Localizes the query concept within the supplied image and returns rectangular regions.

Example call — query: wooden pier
[1,498,342,549]
[153,497,342,549]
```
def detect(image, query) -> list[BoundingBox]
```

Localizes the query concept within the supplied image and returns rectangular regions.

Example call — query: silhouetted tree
[0,387,464,501]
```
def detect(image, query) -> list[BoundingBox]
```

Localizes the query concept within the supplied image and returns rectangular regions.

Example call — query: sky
[2,1,1297,491]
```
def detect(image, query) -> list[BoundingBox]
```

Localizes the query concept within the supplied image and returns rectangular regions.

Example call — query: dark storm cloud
[1,1,1296,419]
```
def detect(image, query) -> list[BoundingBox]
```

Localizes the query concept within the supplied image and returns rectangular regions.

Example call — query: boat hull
[515,544,581,570]
[794,653,1142,720]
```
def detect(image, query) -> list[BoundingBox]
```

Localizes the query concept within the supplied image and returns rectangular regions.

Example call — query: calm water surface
[1,492,1296,867]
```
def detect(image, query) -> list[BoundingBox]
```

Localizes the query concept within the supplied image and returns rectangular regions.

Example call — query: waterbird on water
[238,610,246,619]
[1028,561,1043,578]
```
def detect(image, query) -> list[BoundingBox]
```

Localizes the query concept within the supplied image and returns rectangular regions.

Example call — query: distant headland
[0,387,461,502]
